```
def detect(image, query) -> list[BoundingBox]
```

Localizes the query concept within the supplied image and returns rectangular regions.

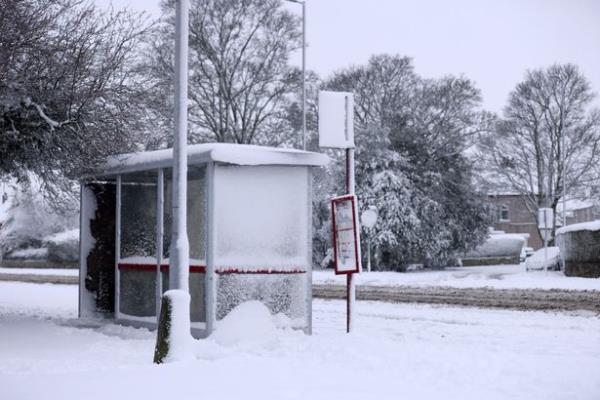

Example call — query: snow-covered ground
[1,282,599,400]
[314,265,600,291]
[0,267,79,276]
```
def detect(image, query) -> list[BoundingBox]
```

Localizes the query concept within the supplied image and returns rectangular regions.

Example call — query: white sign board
[538,207,553,231]
[318,91,354,149]
[331,195,360,274]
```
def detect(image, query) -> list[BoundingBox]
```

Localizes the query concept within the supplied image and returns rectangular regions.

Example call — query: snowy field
[1,282,599,400]
[0,267,79,276]
[314,264,600,291]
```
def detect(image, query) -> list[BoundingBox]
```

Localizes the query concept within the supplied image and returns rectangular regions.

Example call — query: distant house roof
[556,220,600,235]
[488,194,598,212]
[556,199,596,213]
[95,143,329,176]
[487,192,524,197]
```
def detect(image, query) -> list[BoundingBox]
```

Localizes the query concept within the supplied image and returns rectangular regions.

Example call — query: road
[314,284,600,313]
[1,272,598,313]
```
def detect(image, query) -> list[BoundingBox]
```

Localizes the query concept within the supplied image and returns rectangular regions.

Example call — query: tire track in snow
[313,284,600,313]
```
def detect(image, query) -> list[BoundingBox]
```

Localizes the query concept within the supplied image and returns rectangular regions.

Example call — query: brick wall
[488,195,544,250]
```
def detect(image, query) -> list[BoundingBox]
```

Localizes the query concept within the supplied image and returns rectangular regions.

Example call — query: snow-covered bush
[321,56,492,271]
[5,247,48,260]
[45,229,79,263]
[354,125,491,270]
[0,180,78,255]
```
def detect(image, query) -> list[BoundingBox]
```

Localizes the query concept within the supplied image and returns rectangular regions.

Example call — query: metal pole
[78,184,85,318]
[345,147,355,333]
[156,169,164,322]
[115,175,121,319]
[367,236,371,272]
[544,209,548,273]
[205,162,216,335]
[305,168,313,335]
[544,236,548,273]
[562,131,567,227]
[301,1,306,150]
[170,0,190,292]
[285,0,306,150]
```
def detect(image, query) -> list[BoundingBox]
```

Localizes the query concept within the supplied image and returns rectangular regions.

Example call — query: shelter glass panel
[163,166,207,264]
[216,273,308,327]
[120,171,158,262]
[213,165,309,270]
[119,268,156,317]
[161,270,206,323]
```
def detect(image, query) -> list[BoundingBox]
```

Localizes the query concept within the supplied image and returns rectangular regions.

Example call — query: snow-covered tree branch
[0,0,153,207]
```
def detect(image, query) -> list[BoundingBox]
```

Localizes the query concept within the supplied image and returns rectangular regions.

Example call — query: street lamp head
[361,208,378,229]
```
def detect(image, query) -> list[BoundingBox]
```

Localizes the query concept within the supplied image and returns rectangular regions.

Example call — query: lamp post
[285,0,306,150]
[562,132,567,227]
[361,207,378,272]
[171,0,190,293]
[154,0,192,364]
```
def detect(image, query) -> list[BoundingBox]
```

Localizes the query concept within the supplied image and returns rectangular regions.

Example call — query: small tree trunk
[154,290,193,364]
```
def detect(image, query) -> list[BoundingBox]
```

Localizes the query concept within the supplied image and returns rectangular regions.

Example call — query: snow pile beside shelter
[45,229,79,264]
[211,301,281,346]
[462,233,525,266]
[556,220,600,277]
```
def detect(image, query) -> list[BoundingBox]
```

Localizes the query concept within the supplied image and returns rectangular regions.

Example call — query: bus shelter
[78,143,328,337]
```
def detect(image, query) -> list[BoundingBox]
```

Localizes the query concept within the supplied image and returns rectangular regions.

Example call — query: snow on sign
[538,207,554,242]
[538,207,553,231]
[331,194,360,274]
[318,91,354,148]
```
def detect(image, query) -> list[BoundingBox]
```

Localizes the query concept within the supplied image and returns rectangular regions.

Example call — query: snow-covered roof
[556,220,600,235]
[556,199,596,213]
[95,143,329,176]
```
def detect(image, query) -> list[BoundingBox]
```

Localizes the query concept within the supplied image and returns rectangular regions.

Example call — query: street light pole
[171,0,190,292]
[286,0,306,150]
[562,132,567,227]
[302,0,306,150]
[154,0,191,364]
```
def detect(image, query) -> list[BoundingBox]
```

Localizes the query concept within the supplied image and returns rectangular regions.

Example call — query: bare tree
[145,0,301,146]
[479,64,600,239]
[0,0,151,207]
[325,54,417,129]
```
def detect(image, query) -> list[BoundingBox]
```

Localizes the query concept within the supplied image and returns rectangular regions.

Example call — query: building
[560,200,600,226]
[488,194,543,249]
[488,194,600,250]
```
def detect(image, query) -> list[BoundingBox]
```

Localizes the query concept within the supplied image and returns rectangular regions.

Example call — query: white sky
[96,0,600,113]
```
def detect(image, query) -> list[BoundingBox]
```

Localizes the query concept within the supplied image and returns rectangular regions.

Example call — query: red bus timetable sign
[331,194,360,274]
